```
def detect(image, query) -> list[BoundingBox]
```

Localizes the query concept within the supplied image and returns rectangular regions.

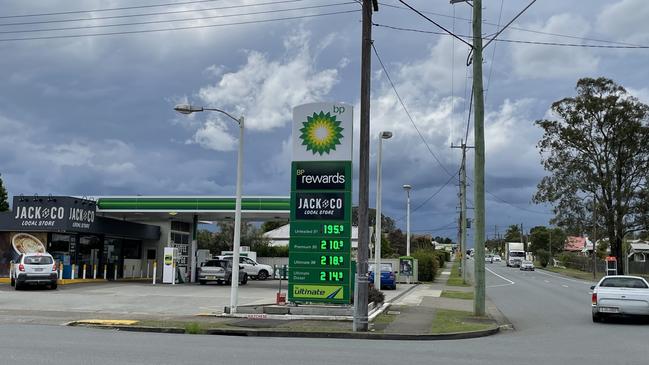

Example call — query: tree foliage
[528,226,566,256]
[504,224,523,243]
[534,78,649,274]
[0,174,8,212]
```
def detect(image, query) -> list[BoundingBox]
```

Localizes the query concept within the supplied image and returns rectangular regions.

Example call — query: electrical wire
[484,0,537,49]
[396,0,472,48]
[0,0,311,27]
[373,23,649,49]
[484,0,504,104]
[371,43,455,178]
[379,1,643,47]
[0,2,355,35]
[0,0,228,19]
[395,172,460,222]
[0,10,359,42]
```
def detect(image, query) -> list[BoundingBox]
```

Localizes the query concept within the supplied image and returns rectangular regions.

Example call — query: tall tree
[504,224,523,242]
[0,174,8,212]
[534,78,649,274]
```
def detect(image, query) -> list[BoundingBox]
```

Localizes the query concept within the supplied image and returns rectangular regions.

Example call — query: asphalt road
[1,263,648,364]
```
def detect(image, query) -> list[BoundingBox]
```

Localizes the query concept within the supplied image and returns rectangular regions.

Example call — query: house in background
[627,240,649,262]
[564,236,587,254]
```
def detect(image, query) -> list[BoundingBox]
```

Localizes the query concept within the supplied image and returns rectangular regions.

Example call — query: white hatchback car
[216,256,274,280]
[11,252,58,290]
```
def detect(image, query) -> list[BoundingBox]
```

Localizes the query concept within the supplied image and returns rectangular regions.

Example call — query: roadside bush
[413,249,440,282]
[368,287,385,304]
[536,249,551,268]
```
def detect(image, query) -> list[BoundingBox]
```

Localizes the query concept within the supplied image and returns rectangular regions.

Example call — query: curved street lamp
[403,184,412,257]
[174,103,244,314]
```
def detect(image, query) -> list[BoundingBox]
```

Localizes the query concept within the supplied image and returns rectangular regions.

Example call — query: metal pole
[593,199,597,280]
[230,117,244,314]
[460,144,467,284]
[374,135,383,291]
[353,0,373,332]
[406,189,411,257]
[472,0,486,316]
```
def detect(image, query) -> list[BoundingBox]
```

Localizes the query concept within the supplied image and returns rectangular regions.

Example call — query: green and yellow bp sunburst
[299,111,344,155]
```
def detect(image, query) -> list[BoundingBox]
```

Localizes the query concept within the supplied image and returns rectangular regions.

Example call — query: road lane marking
[561,284,569,288]
[535,269,594,285]
[485,267,515,288]
[544,280,550,283]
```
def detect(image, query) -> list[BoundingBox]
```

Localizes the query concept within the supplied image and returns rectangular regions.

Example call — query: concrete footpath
[65,259,505,340]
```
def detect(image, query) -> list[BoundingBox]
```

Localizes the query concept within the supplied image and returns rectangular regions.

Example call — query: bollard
[140,268,143,279]
[71,264,76,280]
[93,264,97,280]
[9,262,14,281]
[171,261,175,285]
[58,261,63,280]
[152,262,157,285]
[114,265,118,281]
[103,265,107,280]
[146,261,150,279]
[82,264,87,280]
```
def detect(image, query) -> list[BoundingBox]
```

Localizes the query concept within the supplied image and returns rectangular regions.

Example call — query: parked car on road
[493,255,502,262]
[217,256,274,280]
[368,263,397,290]
[198,259,247,285]
[519,260,535,271]
[591,275,649,322]
[10,252,58,290]
[486,255,494,264]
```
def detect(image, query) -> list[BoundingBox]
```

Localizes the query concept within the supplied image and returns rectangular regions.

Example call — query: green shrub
[413,249,440,282]
[368,287,385,304]
[536,249,551,268]
[184,322,205,334]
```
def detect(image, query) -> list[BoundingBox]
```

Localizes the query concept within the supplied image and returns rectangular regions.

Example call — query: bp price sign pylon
[289,102,353,304]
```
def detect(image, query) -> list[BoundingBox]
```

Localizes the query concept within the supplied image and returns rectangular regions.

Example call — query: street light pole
[403,185,412,257]
[374,131,392,291]
[174,104,244,314]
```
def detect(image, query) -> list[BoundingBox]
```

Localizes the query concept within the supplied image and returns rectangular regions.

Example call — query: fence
[629,261,649,275]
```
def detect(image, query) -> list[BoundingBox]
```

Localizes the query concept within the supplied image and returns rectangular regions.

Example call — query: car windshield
[24,256,53,265]
[522,261,533,265]
[600,277,648,289]
[510,252,526,257]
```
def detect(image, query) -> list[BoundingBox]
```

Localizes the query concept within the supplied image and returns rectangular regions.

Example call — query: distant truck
[505,242,525,267]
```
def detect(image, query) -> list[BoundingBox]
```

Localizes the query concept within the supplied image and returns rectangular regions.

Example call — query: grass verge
[447,260,471,287]
[541,266,604,282]
[431,309,494,334]
[441,290,473,300]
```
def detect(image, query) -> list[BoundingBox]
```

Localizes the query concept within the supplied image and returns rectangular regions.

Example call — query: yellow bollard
[152,261,157,285]
[82,264,87,280]
[103,264,107,280]
[71,264,76,280]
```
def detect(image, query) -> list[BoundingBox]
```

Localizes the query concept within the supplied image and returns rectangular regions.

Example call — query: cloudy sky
[1,0,648,245]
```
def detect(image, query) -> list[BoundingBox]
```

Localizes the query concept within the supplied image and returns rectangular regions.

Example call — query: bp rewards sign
[289,102,353,304]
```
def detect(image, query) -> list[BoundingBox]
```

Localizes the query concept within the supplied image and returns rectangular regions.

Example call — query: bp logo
[299,111,344,155]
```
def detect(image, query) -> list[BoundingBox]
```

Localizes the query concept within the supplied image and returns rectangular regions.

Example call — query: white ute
[591,275,649,322]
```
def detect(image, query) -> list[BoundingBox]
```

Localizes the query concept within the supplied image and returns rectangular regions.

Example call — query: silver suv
[198,259,248,286]
[11,252,58,290]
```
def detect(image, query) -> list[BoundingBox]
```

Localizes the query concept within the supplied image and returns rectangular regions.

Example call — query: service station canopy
[96,196,290,223]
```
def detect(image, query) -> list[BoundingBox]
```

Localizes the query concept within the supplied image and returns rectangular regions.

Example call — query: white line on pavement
[561,284,569,288]
[535,269,594,285]
[485,267,515,288]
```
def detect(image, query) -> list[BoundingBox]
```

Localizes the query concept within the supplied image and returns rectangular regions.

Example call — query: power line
[0,10,359,42]
[0,2,354,35]
[0,0,228,19]
[396,0,472,48]
[371,43,455,178]
[378,1,642,47]
[484,0,504,104]
[484,0,537,49]
[0,0,311,27]
[373,23,649,49]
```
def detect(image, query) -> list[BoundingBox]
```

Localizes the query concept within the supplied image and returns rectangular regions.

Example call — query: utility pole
[549,227,552,259]
[592,199,597,280]
[452,140,473,284]
[354,0,378,333]
[471,0,486,317]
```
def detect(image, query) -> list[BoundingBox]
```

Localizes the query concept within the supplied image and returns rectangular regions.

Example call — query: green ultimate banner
[289,102,353,304]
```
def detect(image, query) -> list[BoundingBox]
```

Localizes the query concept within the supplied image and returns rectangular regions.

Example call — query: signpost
[289,103,353,304]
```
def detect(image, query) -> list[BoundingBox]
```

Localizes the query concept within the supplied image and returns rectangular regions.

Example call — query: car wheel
[257,270,269,281]
[225,275,232,285]
[199,280,206,285]
[50,282,57,290]
[592,313,602,323]
[14,282,21,291]
[241,274,248,285]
